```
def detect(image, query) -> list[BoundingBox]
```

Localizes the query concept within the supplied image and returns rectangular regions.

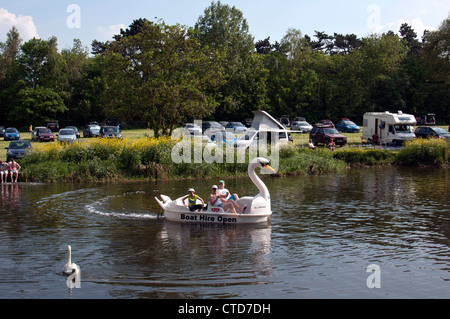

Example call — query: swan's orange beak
[263,164,275,172]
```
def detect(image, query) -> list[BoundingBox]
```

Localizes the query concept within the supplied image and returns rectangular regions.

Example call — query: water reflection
[0,167,449,298]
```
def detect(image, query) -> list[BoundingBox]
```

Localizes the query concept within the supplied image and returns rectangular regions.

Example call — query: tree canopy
[0,4,448,132]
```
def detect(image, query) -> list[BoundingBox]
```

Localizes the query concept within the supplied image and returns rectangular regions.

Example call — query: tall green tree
[420,16,450,121]
[0,27,22,122]
[194,1,268,120]
[99,19,226,136]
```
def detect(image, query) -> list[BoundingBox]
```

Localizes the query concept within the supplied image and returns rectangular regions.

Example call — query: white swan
[155,157,275,223]
[62,245,80,275]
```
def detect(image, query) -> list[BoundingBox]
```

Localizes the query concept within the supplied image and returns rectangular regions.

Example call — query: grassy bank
[18,137,348,182]
[10,129,450,183]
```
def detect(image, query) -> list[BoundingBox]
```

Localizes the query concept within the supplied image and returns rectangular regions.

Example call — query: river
[0,166,449,299]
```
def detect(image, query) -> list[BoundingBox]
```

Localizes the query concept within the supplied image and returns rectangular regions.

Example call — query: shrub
[395,138,449,166]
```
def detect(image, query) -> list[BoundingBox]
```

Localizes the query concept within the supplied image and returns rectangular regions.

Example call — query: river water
[0,166,449,299]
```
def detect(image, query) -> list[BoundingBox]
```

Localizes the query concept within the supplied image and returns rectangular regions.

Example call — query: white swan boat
[155,157,274,224]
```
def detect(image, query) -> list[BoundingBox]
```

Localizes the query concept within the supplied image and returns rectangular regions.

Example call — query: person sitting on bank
[328,138,336,152]
[210,185,246,214]
[0,160,9,183]
[182,188,205,212]
[308,139,315,149]
[8,159,21,183]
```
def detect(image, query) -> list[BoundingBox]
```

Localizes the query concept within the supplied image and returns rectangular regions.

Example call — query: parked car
[35,128,55,142]
[46,121,59,132]
[210,131,237,145]
[291,120,312,133]
[0,126,5,137]
[310,124,347,146]
[100,126,122,138]
[316,119,335,127]
[57,128,77,143]
[202,121,226,134]
[225,122,247,133]
[5,140,31,162]
[66,126,80,138]
[83,124,101,138]
[104,118,122,130]
[416,113,436,125]
[4,127,20,141]
[335,119,360,133]
[32,126,47,140]
[414,126,450,139]
[182,123,202,135]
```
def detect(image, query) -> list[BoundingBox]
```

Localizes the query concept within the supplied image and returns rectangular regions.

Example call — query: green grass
[3,126,449,182]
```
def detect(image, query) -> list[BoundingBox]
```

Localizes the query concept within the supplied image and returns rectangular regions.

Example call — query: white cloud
[98,24,127,40]
[0,8,39,42]
[371,17,437,37]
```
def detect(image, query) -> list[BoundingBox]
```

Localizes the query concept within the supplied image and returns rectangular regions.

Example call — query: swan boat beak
[262,164,275,172]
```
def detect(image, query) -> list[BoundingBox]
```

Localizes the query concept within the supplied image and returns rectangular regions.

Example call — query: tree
[99,20,226,137]
[0,26,22,122]
[194,1,267,120]
[9,86,67,125]
[420,16,450,121]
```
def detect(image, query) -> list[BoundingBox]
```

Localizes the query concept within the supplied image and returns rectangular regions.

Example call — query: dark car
[36,128,55,142]
[5,140,32,162]
[105,118,123,130]
[414,126,450,139]
[100,126,122,138]
[83,124,101,138]
[46,121,60,132]
[416,114,436,125]
[310,124,347,146]
[0,126,5,137]
[4,127,20,141]
[335,119,360,133]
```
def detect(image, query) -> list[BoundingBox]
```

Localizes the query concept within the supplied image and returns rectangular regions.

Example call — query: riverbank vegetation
[18,135,449,182]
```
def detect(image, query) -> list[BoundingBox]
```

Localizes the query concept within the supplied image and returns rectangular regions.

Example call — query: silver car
[57,128,77,143]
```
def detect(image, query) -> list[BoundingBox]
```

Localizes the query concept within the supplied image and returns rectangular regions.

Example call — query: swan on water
[62,245,80,275]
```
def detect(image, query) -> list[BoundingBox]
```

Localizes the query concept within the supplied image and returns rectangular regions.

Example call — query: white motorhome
[363,111,416,146]
[234,110,292,149]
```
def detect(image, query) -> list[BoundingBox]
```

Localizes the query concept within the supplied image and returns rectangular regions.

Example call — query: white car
[57,128,77,143]
[183,123,202,135]
[291,121,312,133]
[225,122,247,133]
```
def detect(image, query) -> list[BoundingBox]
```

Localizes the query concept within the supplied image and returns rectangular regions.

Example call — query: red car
[310,124,347,146]
[316,119,335,127]
[36,128,55,142]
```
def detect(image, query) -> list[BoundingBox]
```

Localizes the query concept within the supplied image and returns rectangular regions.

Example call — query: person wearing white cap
[209,184,246,214]
[182,188,205,211]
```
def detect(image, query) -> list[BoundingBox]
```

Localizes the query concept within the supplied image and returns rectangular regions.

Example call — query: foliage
[333,148,396,165]
[0,7,448,130]
[98,19,226,137]
[394,138,449,166]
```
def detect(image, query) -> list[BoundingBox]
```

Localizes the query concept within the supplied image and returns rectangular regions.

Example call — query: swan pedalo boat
[155,157,275,224]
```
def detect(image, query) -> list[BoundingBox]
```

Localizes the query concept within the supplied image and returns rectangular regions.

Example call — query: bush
[394,138,449,166]
[333,148,396,165]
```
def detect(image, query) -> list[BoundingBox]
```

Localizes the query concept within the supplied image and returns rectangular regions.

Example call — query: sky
[1,0,449,51]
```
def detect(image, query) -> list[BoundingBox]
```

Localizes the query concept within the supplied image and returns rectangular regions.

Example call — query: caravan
[233,111,292,149]
[363,111,416,146]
